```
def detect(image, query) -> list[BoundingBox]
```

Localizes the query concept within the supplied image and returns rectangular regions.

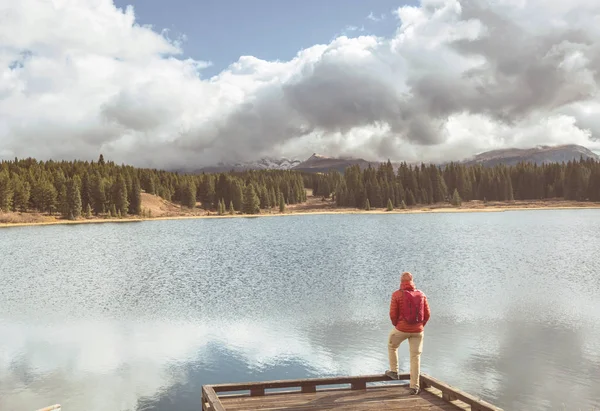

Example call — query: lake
[1,210,599,411]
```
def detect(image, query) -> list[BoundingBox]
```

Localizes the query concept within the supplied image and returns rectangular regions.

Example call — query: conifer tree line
[193,169,306,214]
[1,155,598,217]
[305,157,600,208]
[0,155,306,218]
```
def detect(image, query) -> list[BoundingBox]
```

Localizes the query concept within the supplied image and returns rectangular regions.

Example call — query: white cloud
[367,11,386,22]
[1,0,600,170]
[344,25,365,33]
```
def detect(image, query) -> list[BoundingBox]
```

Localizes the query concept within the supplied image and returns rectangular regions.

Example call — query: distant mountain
[292,153,378,173]
[193,153,381,174]
[187,144,599,174]
[461,144,600,167]
[194,157,302,173]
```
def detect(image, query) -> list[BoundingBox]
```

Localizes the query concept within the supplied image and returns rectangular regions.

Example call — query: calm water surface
[1,211,600,411]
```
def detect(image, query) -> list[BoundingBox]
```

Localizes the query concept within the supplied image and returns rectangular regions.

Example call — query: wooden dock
[202,373,503,411]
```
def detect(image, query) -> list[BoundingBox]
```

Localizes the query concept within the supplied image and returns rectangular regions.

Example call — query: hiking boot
[385,370,399,380]
[409,387,420,395]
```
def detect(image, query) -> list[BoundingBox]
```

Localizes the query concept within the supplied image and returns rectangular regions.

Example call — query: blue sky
[113,0,411,77]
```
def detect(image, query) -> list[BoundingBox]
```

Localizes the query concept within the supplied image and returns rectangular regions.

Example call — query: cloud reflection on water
[3,310,599,411]
[0,319,388,411]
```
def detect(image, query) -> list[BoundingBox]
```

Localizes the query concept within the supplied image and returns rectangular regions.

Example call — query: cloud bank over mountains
[1,0,600,169]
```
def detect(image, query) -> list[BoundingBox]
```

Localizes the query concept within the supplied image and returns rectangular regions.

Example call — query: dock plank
[219,385,464,410]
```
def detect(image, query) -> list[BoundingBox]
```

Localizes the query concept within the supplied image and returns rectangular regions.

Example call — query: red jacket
[389,281,430,333]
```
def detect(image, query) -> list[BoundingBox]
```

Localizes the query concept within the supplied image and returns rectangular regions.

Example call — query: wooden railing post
[442,391,458,402]
[351,380,366,390]
[250,387,265,396]
[201,387,208,411]
[301,384,317,393]
[202,386,226,411]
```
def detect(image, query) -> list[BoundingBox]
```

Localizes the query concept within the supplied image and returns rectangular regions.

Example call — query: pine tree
[81,172,92,212]
[243,184,261,214]
[129,178,142,215]
[182,180,197,208]
[34,179,57,214]
[113,175,129,215]
[91,173,106,215]
[13,179,30,212]
[430,166,447,203]
[258,184,270,209]
[59,185,68,218]
[365,198,371,211]
[279,192,286,213]
[507,173,515,201]
[229,200,235,215]
[0,171,13,212]
[141,173,156,195]
[589,168,600,201]
[66,179,82,219]
[406,190,416,206]
[451,188,462,206]
[199,176,215,209]
[401,200,407,209]
[232,180,244,211]
[85,203,92,218]
[386,198,393,211]
[110,203,117,218]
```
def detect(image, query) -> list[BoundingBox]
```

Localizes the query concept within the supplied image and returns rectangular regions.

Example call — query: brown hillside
[140,192,183,217]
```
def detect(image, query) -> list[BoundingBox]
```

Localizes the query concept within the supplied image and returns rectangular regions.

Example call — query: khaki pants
[388,328,424,388]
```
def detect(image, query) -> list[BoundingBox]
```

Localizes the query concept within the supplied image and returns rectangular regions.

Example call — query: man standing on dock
[385,272,430,395]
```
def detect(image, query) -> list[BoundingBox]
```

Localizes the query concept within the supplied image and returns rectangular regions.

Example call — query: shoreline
[2,201,600,228]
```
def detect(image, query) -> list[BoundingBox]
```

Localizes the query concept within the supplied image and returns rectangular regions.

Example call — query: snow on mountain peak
[238,157,302,170]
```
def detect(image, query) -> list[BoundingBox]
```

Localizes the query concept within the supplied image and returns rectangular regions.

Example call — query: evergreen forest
[306,157,600,209]
[1,155,599,219]
[0,155,306,219]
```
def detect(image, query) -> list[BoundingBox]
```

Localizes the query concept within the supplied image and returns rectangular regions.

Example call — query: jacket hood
[400,280,416,291]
